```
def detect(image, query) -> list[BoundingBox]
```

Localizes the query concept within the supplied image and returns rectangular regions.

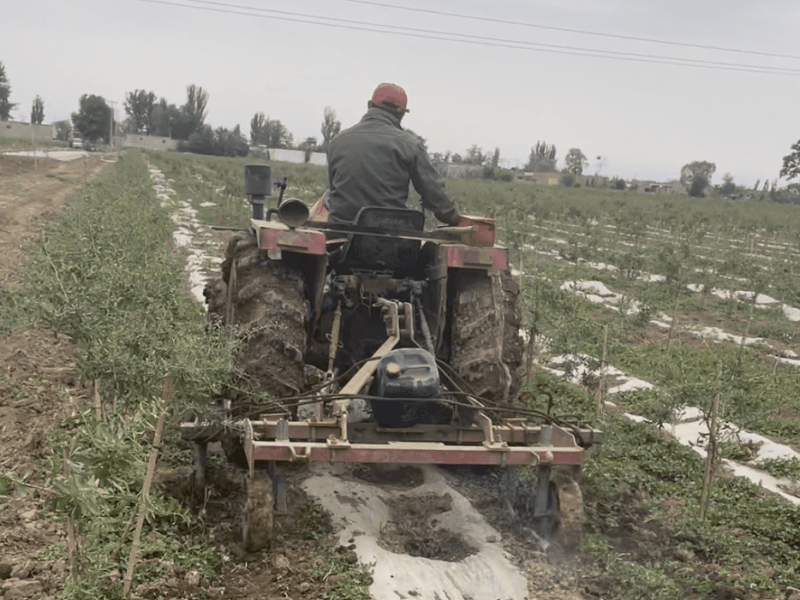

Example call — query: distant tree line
[250,112,293,148]
[122,84,210,140]
[526,141,557,172]
[184,124,249,157]
[432,145,513,181]
[65,84,347,160]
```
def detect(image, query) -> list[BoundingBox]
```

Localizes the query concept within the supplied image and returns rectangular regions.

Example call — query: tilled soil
[379,492,478,561]
[0,154,108,290]
[151,460,369,600]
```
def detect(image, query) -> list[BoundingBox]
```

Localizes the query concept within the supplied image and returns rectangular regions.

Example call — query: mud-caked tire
[243,475,274,552]
[504,467,584,550]
[449,269,524,403]
[554,475,583,549]
[204,229,309,407]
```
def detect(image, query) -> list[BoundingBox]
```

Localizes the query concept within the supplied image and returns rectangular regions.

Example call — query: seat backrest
[341,207,424,271]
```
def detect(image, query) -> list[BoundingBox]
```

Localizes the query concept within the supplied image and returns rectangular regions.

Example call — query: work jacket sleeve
[409,142,461,226]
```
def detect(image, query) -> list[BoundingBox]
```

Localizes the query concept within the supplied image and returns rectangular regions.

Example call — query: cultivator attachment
[183,405,597,551]
[242,416,591,473]
[183,295,600,550]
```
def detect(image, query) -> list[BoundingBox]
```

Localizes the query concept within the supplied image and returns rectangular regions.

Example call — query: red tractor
[188,164,599,551]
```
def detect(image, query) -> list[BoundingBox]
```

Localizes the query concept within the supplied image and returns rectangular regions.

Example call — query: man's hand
[444,211,463,227]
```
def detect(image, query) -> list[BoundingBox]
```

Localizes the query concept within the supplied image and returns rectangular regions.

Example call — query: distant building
[0,121,56,142]
[249,145,327,166]
[579,175,609,187]
[121,134,179,151]
[518,172,560,185]
[630,179,684,194]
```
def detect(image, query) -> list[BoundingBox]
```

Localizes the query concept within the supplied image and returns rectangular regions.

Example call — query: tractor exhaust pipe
[244,164,272,220]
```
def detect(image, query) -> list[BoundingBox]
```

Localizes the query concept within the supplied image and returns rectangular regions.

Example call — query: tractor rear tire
[205,229,309,408]
[243,475,274,552]
[449,269,523,403]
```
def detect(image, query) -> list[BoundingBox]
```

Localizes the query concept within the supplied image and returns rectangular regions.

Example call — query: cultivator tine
[191,441,207,492]
[534,465,553,517]
[224,258,237,326]
[533,426,554,520]
[274,476,288,514]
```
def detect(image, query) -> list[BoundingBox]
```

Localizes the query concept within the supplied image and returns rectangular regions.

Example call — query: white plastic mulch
[3,149,90,162]
[542,353,800,505]
[146,164,221,304]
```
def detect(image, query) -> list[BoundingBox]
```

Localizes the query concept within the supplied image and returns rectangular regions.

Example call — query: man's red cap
[371,83,409,114]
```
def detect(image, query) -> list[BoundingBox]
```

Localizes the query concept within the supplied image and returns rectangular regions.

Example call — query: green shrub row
[582,412,800,597]
[20,150,237,407]
[2,149,238,599]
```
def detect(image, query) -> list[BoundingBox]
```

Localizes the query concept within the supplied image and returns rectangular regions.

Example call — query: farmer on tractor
[325,83,462,227]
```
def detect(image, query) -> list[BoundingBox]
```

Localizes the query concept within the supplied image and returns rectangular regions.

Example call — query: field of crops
[141,150,800,598]
[143,149,800,595]
[4,148,800,599]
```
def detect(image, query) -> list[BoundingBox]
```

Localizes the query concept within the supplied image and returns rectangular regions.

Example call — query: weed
[39,542,66,560]
[314,550,372,600]
[757,457,800,482]
[0,473,12,500]
[519,370,596,423]
[616,388,684,425]
[295,501,327,540]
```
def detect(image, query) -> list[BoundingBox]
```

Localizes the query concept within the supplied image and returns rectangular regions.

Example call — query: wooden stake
[667,294,680,349]
[93,380,104,421]
[598,325,608,416]
[740,294,757,355]
[63,449,78,579]
[122,376,173,598]
[525,325,536,380]
[699,393,719,521]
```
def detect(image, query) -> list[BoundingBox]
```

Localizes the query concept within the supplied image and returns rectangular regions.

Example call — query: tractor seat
[330,206,424,273]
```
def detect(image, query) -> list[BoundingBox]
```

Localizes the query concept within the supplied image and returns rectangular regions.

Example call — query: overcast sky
[4,0,800,185]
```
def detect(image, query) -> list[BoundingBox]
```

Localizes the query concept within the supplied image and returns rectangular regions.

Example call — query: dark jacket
[326,107,460,225]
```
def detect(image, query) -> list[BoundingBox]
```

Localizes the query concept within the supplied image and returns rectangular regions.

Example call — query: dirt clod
[379,492,478,562]
[351,464,425,489]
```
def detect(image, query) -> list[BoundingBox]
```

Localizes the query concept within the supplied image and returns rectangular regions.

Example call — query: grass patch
[314,550,372,600]
[757,457,800,482]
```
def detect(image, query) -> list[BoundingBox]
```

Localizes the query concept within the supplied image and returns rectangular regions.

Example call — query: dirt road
[0,153,108,289]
